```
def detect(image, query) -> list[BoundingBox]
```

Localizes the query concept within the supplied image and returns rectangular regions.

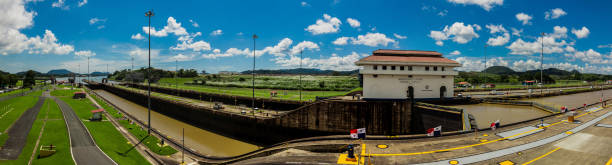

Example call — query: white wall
[362,74,454,99]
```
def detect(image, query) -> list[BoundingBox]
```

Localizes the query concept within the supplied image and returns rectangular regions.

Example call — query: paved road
[0,96,44,160]
[52,96,116,165]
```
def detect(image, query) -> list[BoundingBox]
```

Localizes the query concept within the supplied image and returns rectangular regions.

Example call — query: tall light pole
[87,57,90,82]
[175,60,178,92]
[484,44,488,87]
[252,34,257,109]
[540,32,546,95]
[145,10,154,134]
[299,50,303,101]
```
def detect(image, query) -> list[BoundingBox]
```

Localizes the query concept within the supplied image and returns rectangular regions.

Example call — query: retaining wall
[89,83,468,145]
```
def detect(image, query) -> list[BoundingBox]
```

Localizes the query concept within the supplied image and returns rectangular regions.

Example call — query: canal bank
[92,89,260,157]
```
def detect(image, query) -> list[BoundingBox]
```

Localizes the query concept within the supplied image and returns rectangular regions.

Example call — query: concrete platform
[496,126,543,140]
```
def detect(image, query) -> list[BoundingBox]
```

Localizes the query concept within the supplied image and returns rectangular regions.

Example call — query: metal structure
[299,50,303,101]
[540,32,546,95]
[484,44,488,87]
[252,34,258,108]
[145,9,154,134]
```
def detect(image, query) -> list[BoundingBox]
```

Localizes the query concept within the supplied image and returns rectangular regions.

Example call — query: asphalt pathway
[52,96,116,165]
[0,96,44,160]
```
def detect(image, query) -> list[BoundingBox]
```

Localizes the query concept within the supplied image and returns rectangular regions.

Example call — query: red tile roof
[356,49,460,65]
[373,49,442,57]
[357,55,460,64]
[91,109,104,113]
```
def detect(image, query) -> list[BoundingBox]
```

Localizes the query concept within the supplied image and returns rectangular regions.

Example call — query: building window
[408,75,413,78]
[391,66,396,70]
[400,66,404,70]
[382,65,387,70]
[373,74,378,78]
[408,66,413,71]
[442,67,445,71]
[442,76,446,78]
[434,66,438,71]
[425,66,429,71]
[373,65,378,70]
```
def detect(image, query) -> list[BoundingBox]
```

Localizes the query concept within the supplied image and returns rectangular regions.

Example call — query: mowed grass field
[149,83,348,101]
[88,90,177,155]
[0,88,46,165]
[31,99,74,165]
[0,89,42,147]
[52,89,150,165]
[157,75,360,91]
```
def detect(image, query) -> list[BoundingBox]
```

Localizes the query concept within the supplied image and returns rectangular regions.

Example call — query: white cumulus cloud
[446,0,503,11]
[545,8,567,20]
[429,22,480,46]
[332,37,350,45]
[210,29,223,36]
[571,26,590,39]
[449,50,461,55]
[305,14,342,35]
[131,33,145,40]
[393,33,407,39]
[515,13,532,25]
[346,18,360,28]
[74,50,95,57]
[350,32,397,47]
[143,17,188,37]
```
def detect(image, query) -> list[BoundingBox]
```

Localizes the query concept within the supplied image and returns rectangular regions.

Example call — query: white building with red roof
[355,49,461,100]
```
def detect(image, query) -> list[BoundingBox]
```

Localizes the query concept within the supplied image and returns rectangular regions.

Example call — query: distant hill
[47,69,73,75]
[90,72,110,76]
[483,66,515,75]
[240,68,358,75]
[524,68,571,76]
[16,70,43,76]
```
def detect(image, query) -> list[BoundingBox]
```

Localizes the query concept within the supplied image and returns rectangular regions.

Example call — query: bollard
[346,144,356,161]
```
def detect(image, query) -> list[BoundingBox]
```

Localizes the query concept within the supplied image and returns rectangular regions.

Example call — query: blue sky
[1,0,611,74]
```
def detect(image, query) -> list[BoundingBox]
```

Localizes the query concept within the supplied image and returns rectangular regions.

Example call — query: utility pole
[252,34,258,109]
[88,57,90,82]
[484,44,488,87]
[145,10,154,134]
[175,60,178,92]
[299,50,303,101]
[540,32,545,95]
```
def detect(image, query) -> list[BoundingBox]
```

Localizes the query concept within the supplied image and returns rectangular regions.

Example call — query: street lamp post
[145,10,154,134]
[484,45,487,88]
[252,34,257,109]
[299,50,303,101]
[540,32,546,95]
[87,57,90,82]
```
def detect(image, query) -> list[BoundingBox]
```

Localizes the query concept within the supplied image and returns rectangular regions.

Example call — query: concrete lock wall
[124,83,304,111]
[89,83,463,144]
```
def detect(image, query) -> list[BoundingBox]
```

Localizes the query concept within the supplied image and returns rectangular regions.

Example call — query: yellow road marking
[366,107,606,157]
[606,157,612,165]
[521,147,561,165]
[449,160,459,164]
[360,144,366,165]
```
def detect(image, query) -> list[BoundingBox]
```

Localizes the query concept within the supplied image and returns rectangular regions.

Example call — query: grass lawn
[0,91,41,147]
[88,90,177,155]
[57,91,150,165]
[157,75,359,91]
[144,83,349,101]
[0,88,30,97]
[31,99,74,165]
[0,118,44,165]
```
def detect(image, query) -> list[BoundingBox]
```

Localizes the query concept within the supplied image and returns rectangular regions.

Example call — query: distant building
[355,49,461,100]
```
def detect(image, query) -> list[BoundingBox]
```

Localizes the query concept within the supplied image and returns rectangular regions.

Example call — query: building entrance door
[440,86,447,99]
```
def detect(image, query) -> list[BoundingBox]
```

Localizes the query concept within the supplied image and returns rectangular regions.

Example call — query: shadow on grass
[118,135,149,156]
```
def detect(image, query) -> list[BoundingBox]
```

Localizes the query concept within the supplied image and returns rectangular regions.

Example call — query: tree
[201,70,207,75]
[23,70,36,88]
